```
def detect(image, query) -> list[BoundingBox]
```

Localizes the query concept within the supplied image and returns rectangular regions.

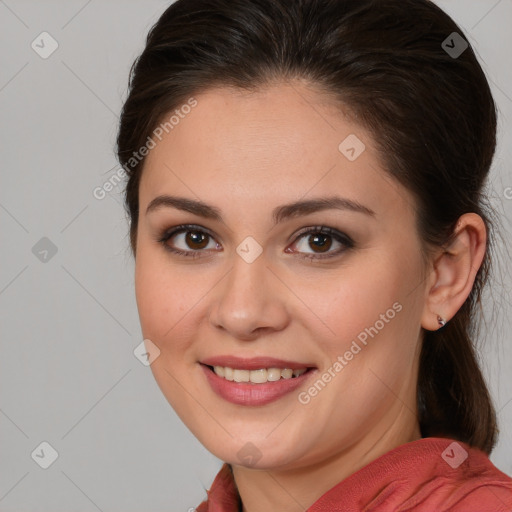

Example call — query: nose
[208,250,289,341]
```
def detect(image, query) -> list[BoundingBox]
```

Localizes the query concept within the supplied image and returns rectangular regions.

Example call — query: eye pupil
[186,231,208,249]
[309,233,332,253]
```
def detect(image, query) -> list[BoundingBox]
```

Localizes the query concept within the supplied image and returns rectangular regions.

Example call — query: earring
[437,316,447,327]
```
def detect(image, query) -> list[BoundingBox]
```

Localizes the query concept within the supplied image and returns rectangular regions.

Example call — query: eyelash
[156,224,354,261]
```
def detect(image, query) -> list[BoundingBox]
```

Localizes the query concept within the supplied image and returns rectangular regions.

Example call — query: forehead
[139,81,411,223]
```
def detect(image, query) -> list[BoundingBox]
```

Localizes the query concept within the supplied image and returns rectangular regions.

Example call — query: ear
[421,213,487,331]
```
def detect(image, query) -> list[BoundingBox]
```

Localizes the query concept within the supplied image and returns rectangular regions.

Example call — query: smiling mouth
[200,362,317,406]
[203,364,314,384]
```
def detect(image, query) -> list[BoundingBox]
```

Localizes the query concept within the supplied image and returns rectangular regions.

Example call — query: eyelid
[291,225,352,244]
[160,223,216,240]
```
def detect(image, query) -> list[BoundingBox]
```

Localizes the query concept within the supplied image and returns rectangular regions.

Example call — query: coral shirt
[195,437,512,511]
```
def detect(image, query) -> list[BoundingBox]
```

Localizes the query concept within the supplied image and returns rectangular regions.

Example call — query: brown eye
[307,233,332,253]
[184,230,210,250]
[287,226,354,260]
[158,225,220,258]
[167,229,218,252]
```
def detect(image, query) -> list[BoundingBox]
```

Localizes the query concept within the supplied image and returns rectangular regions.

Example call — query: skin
[133,80,486,511]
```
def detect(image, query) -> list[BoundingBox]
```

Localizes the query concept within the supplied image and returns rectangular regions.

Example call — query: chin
[203,435,306,471]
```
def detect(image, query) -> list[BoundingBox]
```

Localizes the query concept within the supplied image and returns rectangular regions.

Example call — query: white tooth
[214,366,225,377]
[233,369,250,382]
[267,368,282,381]
[249,369,268,383]
[281,368,293,379]
[213,366,308,383]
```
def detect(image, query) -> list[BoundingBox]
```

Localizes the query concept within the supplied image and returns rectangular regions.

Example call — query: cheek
[307,258,409,340]
[302,247,424,388]
[134,247,191,347]
[134,250,205,416]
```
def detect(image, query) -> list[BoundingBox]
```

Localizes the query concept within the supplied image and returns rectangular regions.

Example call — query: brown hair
[117,0,498,453]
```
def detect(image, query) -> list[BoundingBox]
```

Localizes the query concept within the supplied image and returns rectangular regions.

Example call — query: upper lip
[200,356,315,371]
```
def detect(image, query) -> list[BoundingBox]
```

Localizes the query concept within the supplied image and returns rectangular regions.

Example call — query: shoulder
[372,437,512,512]
[310,437,512,512]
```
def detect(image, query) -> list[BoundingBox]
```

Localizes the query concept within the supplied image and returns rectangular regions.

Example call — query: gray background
[0,1,511,510]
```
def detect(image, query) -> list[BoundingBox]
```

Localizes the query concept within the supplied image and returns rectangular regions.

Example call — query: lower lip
[200,364,316,406]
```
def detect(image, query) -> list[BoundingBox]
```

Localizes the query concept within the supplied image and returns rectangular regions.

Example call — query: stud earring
[437,316,447,327]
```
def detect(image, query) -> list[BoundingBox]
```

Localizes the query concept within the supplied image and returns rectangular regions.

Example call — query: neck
[232,411,422,512]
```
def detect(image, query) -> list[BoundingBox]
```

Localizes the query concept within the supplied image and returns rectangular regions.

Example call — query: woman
[116,0,512,510]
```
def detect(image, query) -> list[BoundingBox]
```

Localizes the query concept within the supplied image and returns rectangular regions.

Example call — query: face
[134,81,427,470]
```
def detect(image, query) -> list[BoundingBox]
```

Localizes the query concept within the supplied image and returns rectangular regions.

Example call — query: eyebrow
[145,194,375,224]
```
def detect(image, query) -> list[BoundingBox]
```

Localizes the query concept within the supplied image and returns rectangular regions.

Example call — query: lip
[200,363,317,406]
[200,355,315,371]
